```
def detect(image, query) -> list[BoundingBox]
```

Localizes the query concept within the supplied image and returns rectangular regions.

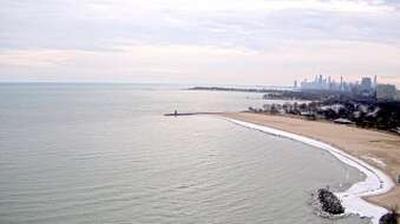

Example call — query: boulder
[317,188,345,215]
[379,210,398,224]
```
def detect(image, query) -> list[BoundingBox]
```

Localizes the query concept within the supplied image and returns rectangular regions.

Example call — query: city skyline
[1,0,400,87]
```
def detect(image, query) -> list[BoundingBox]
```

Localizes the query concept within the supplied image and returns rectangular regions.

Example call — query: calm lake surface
[0,83,368,224]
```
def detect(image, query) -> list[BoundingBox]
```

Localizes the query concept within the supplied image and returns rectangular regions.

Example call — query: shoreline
[221,112,399,224]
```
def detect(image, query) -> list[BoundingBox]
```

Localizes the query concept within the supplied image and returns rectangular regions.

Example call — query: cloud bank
[0,0,399,86]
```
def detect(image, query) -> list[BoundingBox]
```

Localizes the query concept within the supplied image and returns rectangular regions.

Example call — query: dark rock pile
[316,188,345,215]
[379,209,398,224]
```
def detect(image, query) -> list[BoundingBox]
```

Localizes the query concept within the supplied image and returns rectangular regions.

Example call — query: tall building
[376,84,397,101]
[300,74,345,91]
[340,76,343,91]
[299,75,380,96]
[361,77,372,89]
[359,77,374,97]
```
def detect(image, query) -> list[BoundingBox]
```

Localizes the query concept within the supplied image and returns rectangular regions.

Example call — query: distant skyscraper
[361,77,372,89]
[376,84,397,100]
[358,77,375,97]
[299,74,379,95]
[340,76,343,91]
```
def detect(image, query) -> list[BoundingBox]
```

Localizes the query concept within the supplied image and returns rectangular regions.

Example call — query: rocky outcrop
[379,209,398,224]
[316,188,345,215]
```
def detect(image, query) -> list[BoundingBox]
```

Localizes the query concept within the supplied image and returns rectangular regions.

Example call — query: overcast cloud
[0,0,399,86]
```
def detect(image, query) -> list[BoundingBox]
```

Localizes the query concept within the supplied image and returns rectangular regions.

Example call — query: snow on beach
[225,118,395,224]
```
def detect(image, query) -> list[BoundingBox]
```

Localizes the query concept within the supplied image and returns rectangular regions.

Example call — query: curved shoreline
[224,117,395,224]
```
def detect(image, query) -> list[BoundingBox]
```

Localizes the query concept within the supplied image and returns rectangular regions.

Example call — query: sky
[0,0,400,86]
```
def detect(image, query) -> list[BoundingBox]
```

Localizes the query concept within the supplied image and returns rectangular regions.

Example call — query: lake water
[0,83,369,223]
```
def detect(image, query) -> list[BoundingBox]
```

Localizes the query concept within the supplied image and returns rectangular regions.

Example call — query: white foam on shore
[225,118,395,224]
[362,155,386,168]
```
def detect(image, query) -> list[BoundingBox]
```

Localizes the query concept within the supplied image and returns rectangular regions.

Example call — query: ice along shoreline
[224,118,395,224]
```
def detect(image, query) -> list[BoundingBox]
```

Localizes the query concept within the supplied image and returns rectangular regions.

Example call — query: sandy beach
[223,112,400,212]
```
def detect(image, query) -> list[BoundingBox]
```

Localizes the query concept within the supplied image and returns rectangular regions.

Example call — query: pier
[163,112,221,117]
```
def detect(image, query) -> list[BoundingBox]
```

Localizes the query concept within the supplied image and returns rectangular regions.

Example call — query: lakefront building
[376,84,398,101]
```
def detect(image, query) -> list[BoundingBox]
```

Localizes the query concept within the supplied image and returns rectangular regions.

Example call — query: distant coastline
[187,86,294,92]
